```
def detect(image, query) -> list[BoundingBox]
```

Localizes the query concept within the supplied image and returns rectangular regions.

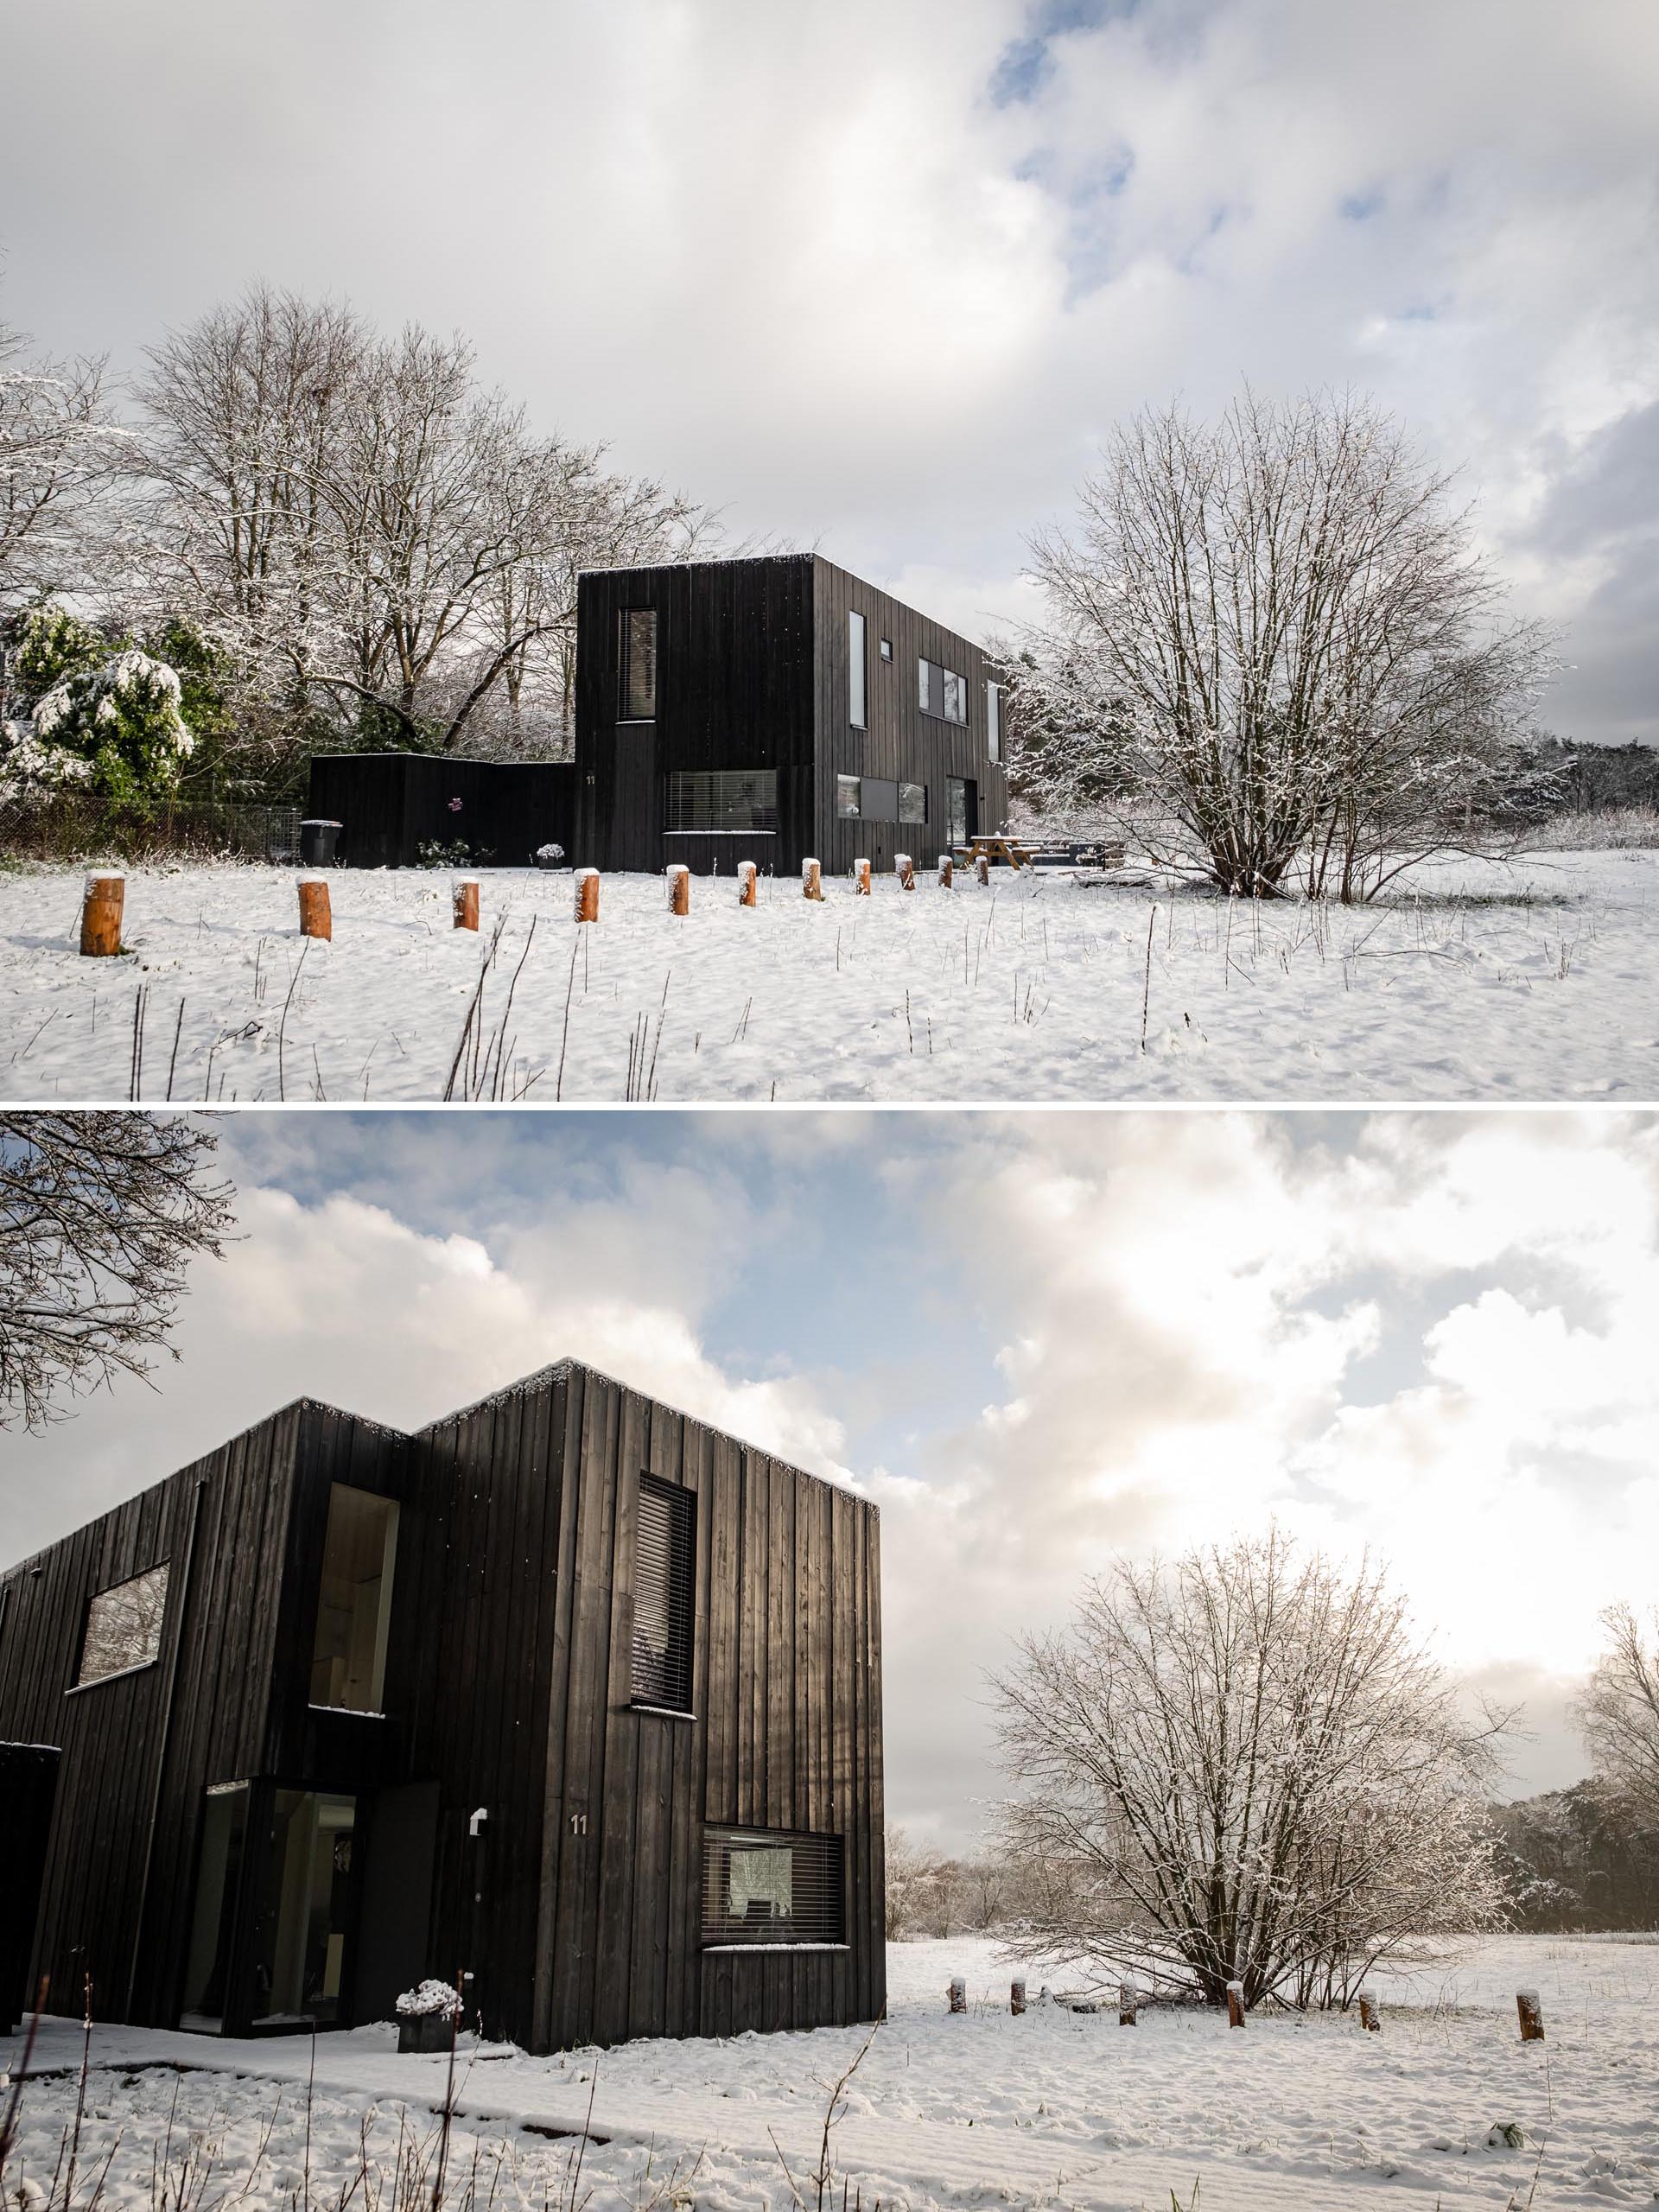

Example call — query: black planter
[397,2010,456,2055]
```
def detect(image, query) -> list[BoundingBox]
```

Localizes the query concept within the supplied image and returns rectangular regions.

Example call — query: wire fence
[0,794,302,866]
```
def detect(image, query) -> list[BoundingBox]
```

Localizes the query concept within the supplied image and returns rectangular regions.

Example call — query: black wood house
[307,554,1007,874]
[0,1361,885,2050]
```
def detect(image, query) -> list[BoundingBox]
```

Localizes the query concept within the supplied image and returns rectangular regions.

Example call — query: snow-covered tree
[990,1529,1510,2011]
[1008,388,1559,900]
[1576,1602,1659,1823]
[0,316,123,624]
[133,284,711,764]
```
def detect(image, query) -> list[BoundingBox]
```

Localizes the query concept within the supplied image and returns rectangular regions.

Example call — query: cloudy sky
[3,0,1657,743]
[4,1108,1656,1844]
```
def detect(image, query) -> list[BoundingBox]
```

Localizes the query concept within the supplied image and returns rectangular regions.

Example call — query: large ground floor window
[664,770,779,834]
[179,1783,359,2033]
[701,1826,845,1947]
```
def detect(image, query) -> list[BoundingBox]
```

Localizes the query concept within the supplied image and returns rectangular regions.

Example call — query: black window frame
[849,610,867,730]
[631,1473,696,1713]
[701,1825,846,1948]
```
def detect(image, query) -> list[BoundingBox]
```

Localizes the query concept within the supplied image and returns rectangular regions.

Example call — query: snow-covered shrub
[28,650,194,806]
[396,1978,462,2019]
[0,719,95,799]
[535,842,566,866]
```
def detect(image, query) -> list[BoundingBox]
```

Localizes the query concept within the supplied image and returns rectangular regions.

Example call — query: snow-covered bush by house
[3,605,194,805]
[395,1977,462,2018]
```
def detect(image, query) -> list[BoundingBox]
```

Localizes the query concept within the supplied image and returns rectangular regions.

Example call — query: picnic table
[964,834,1035,869]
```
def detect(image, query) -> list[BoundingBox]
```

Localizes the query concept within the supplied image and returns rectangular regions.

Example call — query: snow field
[5,1936,1656,2211]
[2,850,1658,1102]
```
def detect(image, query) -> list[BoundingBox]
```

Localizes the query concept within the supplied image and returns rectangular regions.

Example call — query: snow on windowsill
[64,1657,161,1695]
[702,1942,851,1954]
[630,1701,696,1721]
[308,1703,387,1719]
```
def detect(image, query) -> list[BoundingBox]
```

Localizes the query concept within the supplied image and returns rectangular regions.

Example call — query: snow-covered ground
[2,849,1657,1103]
[5,1936,1656,2210]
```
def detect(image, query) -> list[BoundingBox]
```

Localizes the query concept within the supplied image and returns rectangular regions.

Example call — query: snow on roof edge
[420,1358,870,1510]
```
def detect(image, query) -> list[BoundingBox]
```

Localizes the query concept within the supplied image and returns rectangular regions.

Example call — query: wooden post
[1119,1983,1138,2026]
[574,868,599,923]
[78,870,125,957]
[1010,1978,1026,2016]
[948,1976,966,2014]
[937,855,953,888]
[296,876,332,941]
[975,853,990,886]
[452,876,480,931]
[666,863,690,915]
[738,861,758,906]
[895,852,915,890]
[1516,1991,1544,2042]
[854,857,871,895]
[803,858,823,901]
[1358,1990,1380,2033]
[1226,1981,1245,2029]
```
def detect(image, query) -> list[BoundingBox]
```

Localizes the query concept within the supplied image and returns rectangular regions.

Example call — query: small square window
[879,638,893,662]
[78,1562,168,1686]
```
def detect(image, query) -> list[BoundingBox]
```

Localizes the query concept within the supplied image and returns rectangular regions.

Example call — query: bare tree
[0,1113,234,1433]
[884,1824,944,1938]
[1009,388,1558,900]
[0,317,125,671]
[134,286,711,766]
[1576,1603,1659,1822]
[991,1529,1509,2011]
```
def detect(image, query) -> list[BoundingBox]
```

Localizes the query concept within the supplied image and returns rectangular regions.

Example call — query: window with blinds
[664,771,779,834]
[631,1474,695,1710]
[619,608,658,720]
[702,1827,845,1947]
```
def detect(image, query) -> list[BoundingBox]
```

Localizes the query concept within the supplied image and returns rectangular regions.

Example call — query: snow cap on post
[666,862,690,915]
[948,1976,966,2014]
[937,854,953,887]
[452,876,480,931]
[894,853,915,889]
[574,868,600,924]
[79,870,125,957]
[1225,1980,1245,2029]
[802,857,823,901]
[737,860,758,906]
[975,852,990,885]
[854,857,871,895]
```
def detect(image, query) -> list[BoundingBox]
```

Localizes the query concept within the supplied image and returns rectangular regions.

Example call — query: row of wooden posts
[74,853,987,957]
[948,1978,1549,2042]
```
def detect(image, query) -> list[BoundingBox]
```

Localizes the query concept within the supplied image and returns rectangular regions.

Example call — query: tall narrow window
[310,1486,398,1713]
[836,774,861,817]
[702,1827,845,1946]
[899,781,926,824]
[917,658,931,713]
[618,607,658,720]
[632,1475,695,1711]
[987,681,1001,763]
[848,610,867,728]
[181,1783,250,2030]
[77,1561,168,1687]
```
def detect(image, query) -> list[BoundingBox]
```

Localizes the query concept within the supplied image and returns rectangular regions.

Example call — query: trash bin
[299,818,341,867]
